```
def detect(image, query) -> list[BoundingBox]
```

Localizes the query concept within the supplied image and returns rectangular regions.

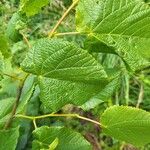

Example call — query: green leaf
[49,138,59,150]
[39,77,107,112]
[0,52,4,78]
[81,71,120,110]
[20,0,50,16]
[101,106,150,146]
[21,38,108,111]
[0,35,10,58]
[32,126,92,150]
[17,75,35,113]
[6,12,23,42]
[76,0,150,71]
[0,127,19,150]
[21,39,107,82]
[0,97,15,119]
[0,114,11,129]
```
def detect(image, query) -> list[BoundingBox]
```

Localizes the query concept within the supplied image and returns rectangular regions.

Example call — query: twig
[15,113,105,128]
[48,0,79,37]
[4,74,29,129]
[54,32,80,37]
[136,84,144,108]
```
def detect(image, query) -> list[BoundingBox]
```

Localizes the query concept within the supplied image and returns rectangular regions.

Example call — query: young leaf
[20,0,50,17]
[101,106,150,146]
[76,0,150,71]
[21,38,108,111]
[32,126,92,150]
[0,127,19,150]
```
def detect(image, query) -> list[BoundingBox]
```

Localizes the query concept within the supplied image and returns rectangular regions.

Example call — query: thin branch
[15,113,105,128]
[4,74,29,129]
[136,84,144,108]
[54,32,80,37]
[48,0,79,37]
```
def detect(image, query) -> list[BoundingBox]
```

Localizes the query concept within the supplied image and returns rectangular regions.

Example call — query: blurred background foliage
[0,0,150,150]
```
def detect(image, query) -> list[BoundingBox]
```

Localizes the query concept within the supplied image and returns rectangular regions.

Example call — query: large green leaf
[39,77,107,112]
[20,0,50,16]
[76,0,150,71]
[21,39,107,82]
[0,127,19,150]
[101,106,150,146]
[32,126,92,150]
[21,38,108,111]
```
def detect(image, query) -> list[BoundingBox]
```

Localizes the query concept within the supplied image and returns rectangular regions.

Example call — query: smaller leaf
[17,75,35,113]
[0,52,4,80]
[32,126,92,150]
[0,97,15,118]
[6,12,23,42]
[101,106,150,146]
[0,35,10,58]
[20,0,50,16]
[0,127,19,150]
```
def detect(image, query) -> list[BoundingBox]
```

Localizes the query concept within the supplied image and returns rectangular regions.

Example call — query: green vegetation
[0,0,150,149]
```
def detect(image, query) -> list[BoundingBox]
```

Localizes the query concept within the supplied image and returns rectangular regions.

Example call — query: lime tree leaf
[6,12,23,42]
[21,38,108,111]
[0,97,15,128]
[20,0,50,16]
[17,75,35,113]
[0,114,11,129]
[0,52,4,80]
[0,127,19,150]
[21,39,107,82]
[39,77,107,112]
[0,35,10,58]
[81,71,120,110]
[32,126,92,150]
[0,97,15,118]
[76,0,150,71]
[101,106,150,146]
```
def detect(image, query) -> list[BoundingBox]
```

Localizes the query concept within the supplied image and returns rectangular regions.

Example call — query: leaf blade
[101,106,150,146]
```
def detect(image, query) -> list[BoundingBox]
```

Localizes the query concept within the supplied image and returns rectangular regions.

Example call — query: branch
[4,74,29,129]
[48,0,79,37]
[15,113,105,128]
[54,32,80,37]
